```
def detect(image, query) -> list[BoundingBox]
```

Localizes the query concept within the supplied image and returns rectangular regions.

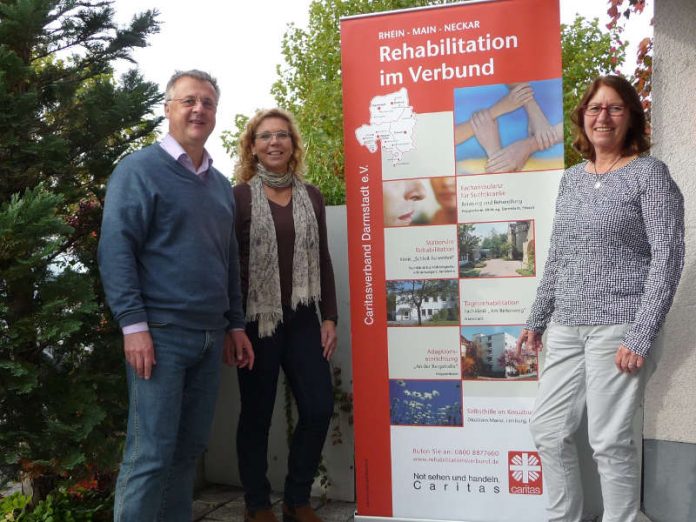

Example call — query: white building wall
[489,334,506,373]
[204,206,355,502]
[642,3,696,519]
[472,332,516,374]
[394,294,455,323]
[644,0,696,444]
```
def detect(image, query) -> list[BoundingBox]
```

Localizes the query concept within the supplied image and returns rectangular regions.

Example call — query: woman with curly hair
[233,108,337,522]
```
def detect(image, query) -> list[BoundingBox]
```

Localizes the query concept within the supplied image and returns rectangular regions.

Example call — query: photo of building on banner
[341,1,563,520]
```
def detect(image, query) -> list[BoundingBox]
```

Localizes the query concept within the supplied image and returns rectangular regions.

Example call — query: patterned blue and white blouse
[526,155,684,357]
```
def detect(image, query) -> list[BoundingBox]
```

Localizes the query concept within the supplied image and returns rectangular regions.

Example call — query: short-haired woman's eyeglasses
[583,104,625,116]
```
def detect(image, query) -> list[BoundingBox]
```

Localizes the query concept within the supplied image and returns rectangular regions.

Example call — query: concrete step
[193,485,355,522]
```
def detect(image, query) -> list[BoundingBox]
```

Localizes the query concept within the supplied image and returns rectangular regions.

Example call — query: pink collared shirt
[122,135,213,336]
[159,133,213,176]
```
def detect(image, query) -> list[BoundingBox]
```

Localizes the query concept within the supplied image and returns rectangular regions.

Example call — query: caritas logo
[508,451,543,495]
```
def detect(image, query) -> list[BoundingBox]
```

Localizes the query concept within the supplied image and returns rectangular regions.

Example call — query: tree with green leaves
[560,15,625,167]
[0,0,161,501]
[222,0,456,205]
[481,231,510,259]
[457,223,480,264]
[606,0,652,116]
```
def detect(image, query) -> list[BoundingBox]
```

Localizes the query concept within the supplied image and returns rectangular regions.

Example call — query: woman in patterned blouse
[517,75,684,522]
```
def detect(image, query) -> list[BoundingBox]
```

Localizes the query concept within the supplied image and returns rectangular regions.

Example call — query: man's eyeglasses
[255,131,291,142]
[168,96,217,110]
[583,104,625,116]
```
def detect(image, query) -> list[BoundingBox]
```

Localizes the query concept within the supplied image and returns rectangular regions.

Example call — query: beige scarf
[246,166,321,337]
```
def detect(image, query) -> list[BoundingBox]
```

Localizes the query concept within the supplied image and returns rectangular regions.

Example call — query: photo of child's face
[383,180,426,226]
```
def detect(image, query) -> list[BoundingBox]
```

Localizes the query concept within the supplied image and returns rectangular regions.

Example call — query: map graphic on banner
[355,88,417,164]
[341,1,563,520]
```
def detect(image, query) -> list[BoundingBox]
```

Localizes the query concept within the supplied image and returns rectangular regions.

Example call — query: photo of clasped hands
[455,82,563,173]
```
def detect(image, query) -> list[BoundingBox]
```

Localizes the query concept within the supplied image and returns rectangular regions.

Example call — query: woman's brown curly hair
[571,75,650,161]
[234,108,305,182]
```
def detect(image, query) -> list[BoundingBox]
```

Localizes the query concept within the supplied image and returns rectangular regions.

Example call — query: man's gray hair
[165,70,220,101]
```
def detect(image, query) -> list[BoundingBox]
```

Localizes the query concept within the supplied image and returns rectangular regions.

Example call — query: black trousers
[236,304,333,509]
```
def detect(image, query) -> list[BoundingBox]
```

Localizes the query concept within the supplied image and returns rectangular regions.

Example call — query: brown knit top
[233,182,338,323]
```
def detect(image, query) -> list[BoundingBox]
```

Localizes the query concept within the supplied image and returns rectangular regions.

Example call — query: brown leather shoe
[282,503,322,522]
[245,508,279,522]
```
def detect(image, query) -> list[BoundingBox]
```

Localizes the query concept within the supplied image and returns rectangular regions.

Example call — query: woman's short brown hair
[234,108,305,182]
[571,75,649,160]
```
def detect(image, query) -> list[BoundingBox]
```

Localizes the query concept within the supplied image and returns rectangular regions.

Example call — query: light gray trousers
[530,323,650,522]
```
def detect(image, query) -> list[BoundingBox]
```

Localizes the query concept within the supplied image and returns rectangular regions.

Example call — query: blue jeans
[113,324,225,522]
[237,305,333,509]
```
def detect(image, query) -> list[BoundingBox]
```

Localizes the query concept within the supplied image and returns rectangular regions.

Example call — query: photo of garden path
[458,221,535,278]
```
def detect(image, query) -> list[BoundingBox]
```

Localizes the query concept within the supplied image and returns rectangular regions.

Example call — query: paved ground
[193,484,653,521]
[193,485,355,521]
[478,258,524,277]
